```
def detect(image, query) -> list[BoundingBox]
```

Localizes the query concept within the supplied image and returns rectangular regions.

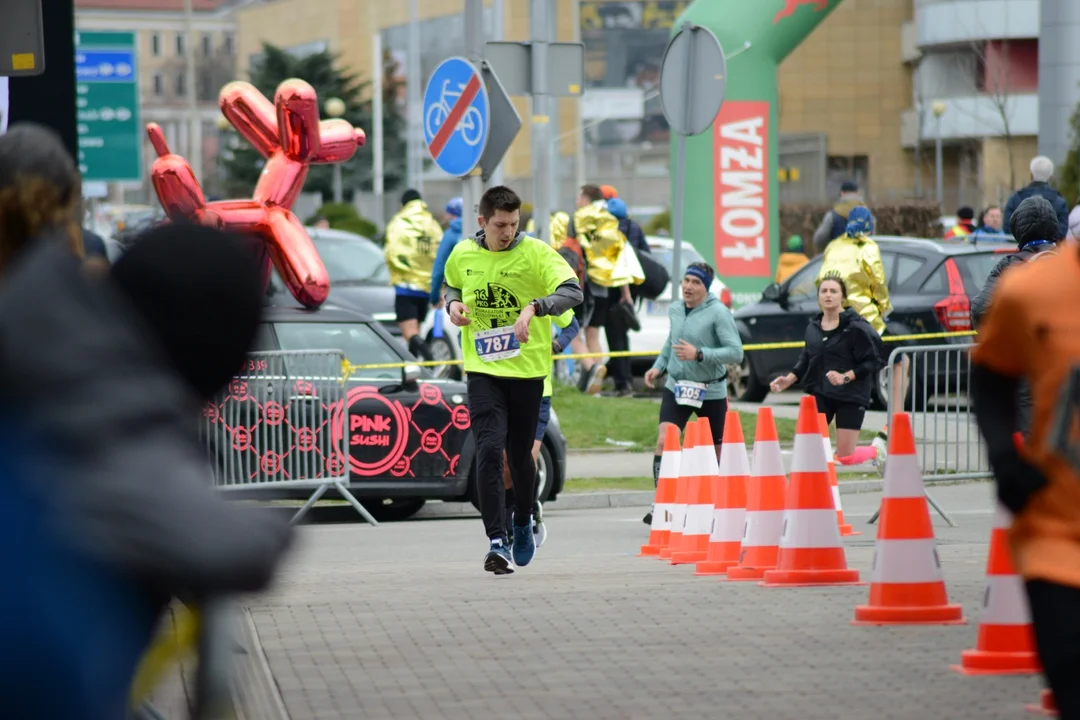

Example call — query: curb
[232,608,290,720]
[414,477,989,517]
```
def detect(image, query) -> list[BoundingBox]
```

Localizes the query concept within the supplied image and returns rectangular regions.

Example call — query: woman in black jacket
[769,274,882,465]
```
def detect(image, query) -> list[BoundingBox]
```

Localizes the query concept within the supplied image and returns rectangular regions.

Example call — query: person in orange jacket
[775,235,809,283]
[971,241,1080,717]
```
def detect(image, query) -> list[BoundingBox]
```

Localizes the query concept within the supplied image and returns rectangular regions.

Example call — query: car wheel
[734,356,769,402]
[425,332,462,380]
[366,497,426,522]
[536,441,554,502]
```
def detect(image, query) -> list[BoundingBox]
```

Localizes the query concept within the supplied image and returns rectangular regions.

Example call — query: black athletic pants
[1027,580,1080,718]
[467,373,545,541]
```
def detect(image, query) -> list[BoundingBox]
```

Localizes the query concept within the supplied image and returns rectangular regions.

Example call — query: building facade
[75,0,239,201]
[231,0,1052,224]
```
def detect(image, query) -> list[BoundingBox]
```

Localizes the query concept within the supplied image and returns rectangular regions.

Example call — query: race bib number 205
[474,326,521,362]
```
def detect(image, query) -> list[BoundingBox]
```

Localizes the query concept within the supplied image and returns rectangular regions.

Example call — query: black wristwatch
[528,299,541,315]
[843,373,852,384]
[695,349,704,362]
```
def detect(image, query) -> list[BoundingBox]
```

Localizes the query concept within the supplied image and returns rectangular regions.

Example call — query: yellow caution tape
[338,330,978,378]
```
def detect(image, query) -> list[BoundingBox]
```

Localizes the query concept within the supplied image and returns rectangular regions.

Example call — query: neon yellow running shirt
[445,235,577,379]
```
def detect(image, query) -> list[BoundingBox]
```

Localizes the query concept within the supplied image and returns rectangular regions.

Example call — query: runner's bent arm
[531,279,582,317]
[850,323,881,381]
[533,243,584,316]
[699,309,743,366]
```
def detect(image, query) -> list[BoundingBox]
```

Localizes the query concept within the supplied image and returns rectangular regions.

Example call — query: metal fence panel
[885,342,992,483]
[199,350,377,525]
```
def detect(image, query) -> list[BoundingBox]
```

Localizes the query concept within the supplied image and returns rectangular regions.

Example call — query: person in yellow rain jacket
[817,205,899,471]
[566,184,644,394]
[384,189,444,360]
[525,211,570,249]
[775,235,809,283]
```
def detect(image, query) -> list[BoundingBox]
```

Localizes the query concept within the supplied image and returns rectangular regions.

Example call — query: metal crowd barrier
[199,349,377,525]
[870,341,992,527]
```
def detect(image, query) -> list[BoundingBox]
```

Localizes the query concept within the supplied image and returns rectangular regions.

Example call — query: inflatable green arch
[671,0,842,306]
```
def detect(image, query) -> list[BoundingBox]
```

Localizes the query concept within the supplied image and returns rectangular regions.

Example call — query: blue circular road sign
[423,57,490,178]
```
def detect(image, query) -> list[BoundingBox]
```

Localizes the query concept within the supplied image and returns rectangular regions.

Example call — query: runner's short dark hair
[479,185,522,219]
[579,184,604,203]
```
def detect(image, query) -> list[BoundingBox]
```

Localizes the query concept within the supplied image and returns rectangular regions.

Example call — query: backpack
[632,248,670,301]
[558,236,587,288]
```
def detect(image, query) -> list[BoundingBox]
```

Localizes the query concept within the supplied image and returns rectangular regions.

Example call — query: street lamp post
[324,97,347,203]
[932,100,946,207]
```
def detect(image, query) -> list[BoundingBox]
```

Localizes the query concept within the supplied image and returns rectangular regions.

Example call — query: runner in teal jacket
[643,261,743,524]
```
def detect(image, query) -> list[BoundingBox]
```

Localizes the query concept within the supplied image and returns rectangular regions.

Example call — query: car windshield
[267,236,390,292]
[652,244,706,275]
[312,237,391,284]
[273,321,402,380]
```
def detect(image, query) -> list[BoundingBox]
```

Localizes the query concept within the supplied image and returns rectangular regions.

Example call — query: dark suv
[732,236,1002,409]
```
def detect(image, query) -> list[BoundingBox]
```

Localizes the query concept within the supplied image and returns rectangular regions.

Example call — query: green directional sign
[74,30,142,182]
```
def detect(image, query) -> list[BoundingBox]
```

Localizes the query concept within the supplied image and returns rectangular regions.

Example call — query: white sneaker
[533,501,547,548]
[871,436,888,477]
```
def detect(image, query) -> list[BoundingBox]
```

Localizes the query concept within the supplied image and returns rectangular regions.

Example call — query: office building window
[223,33,234,55]
[176,34,185,56]
[153,73,163,97]
[151,33,161,57]
[176,73,187,97]
[202,33,212,56]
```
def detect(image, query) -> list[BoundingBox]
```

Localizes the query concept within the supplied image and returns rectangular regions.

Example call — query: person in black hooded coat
[972,195,1061,327]
[971,195,1062,435]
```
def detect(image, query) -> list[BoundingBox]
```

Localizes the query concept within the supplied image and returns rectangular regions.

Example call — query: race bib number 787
[474,326,521,362]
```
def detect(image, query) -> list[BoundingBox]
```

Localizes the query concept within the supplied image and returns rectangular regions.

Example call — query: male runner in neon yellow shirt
[444,186,583,575]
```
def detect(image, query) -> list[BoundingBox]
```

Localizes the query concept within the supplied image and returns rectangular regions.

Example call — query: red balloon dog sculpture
[146,78,367,309]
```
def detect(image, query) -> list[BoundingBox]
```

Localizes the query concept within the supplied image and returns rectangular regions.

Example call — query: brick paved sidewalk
[246,485,1044,719]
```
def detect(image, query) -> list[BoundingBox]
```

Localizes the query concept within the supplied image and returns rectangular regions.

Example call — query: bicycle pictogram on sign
[425,79,485,147]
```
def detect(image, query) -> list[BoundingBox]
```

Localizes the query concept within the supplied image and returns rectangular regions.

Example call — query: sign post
[659,22,727,301]
[74,31,143,183]
[484,35,584,239]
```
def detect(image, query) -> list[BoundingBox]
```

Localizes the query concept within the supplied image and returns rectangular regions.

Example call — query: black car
[264,227,463,379]
[733,236,1001,409]
[206,300,568,521]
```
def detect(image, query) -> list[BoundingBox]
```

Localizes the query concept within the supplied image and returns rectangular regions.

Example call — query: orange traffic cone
[696,411,749,576]
[1025,689,1058,716]
[951,503,1040,675]
[728,407,787,581]
[818,413,860,536]
[852,413,964,624]
[659,422,696,560]
[762,395,863,587]
[640,424,681,556]
[671,419,716,565]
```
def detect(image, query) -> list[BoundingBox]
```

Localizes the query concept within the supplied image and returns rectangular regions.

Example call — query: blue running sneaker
[484,539,513,575]
[512,520,535,567]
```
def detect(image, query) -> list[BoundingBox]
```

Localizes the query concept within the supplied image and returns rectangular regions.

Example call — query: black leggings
[1027,580,1080,719]
[467,373,545,540]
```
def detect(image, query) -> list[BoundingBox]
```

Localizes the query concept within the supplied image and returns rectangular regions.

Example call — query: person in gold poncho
[817,205,901,473]
[566,184,644,394]
[384,189,444,360]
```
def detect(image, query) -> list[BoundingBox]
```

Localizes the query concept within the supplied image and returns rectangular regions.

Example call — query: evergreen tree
[1058,101,1080,208]
[219,43,406,200]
